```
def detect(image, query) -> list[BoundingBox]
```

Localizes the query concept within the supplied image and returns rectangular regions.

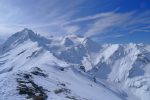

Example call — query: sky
[0,0,150,43]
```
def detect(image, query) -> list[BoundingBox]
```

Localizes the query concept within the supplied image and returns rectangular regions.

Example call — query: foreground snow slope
[0,28,149,100]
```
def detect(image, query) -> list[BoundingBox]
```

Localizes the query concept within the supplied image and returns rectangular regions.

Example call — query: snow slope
[0,29,149,100]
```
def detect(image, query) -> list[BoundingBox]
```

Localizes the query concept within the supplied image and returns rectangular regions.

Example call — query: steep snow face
[0,29,149,100]
[88,43,150,100]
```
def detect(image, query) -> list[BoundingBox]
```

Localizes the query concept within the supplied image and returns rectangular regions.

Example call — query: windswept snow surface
[0,29,149,100]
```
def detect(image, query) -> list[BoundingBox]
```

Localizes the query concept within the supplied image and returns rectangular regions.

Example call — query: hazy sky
[0,0,150,43]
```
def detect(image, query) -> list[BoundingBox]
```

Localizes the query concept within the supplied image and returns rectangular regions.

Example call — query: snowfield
[0,29,149,100]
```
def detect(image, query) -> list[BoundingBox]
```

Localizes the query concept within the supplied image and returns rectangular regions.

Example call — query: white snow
[0,29,149,100]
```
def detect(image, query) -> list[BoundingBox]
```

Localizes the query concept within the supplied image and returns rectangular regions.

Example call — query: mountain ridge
[0,29,149,100]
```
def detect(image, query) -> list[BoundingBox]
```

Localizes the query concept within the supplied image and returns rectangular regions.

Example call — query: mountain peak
[20,28,37,38]
[61,34,85,46]
[0,29,52,54]
[0,29,39,54]
[22,28,32,32]
[6,28,37,42]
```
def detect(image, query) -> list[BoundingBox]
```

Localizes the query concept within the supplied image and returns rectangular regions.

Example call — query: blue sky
[0,0,150,43]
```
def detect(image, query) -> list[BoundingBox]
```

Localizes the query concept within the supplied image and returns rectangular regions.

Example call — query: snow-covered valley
[0,29,149,100]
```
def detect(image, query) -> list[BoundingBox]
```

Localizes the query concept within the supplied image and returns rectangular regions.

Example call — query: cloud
[0,0,85,38]
[63,25,80,34]
[63,9,150,38]
[0,0,149,42]
[77,11,150,38]
[64,12,115,25]
[84,12,133,37]
[63,8,120,25]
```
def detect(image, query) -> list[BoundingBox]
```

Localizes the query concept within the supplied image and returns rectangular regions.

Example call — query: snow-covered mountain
[0,29,149,100]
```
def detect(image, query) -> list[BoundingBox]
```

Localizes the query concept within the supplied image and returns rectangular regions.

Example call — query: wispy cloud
[0,0,84,38]
[64,12,115,25]
[63,10,150,38]
[78,11,150,38]
[63,9,120,25]
[63,25,80,34]
[0,0,149,43]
